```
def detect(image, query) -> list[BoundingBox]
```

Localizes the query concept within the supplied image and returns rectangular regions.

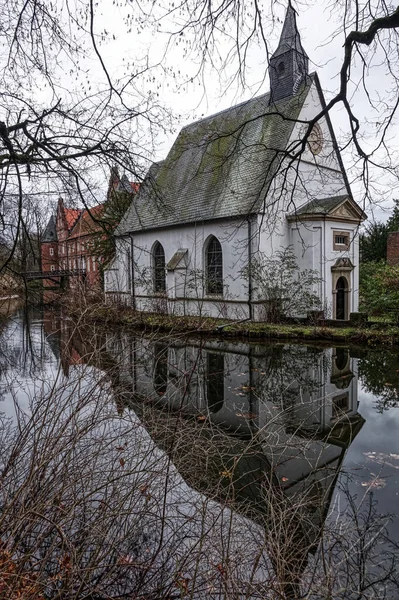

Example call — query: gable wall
[257,80,350,256]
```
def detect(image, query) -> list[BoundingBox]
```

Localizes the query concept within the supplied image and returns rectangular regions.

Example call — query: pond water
[1,307,399,599]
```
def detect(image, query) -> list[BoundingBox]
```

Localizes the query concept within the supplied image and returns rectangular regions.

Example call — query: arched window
[205,236,223,295]
[153,242,166,293]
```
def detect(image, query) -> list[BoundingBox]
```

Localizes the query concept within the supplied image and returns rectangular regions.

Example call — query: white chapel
[105,4,366,321]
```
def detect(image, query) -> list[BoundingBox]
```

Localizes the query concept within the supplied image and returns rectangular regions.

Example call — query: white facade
[105,14,366,321]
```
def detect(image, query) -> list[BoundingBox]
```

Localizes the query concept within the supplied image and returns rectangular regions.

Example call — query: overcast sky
[27,0,399,222]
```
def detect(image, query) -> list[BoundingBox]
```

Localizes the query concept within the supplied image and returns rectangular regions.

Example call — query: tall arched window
[153,242,166,293]
[205,236,223,295]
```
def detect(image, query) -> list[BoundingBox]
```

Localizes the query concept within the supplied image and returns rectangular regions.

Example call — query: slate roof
[166,249,188,270]
[271,4,308,60]
[117,75,316,235]
[42,215,57,242]
[289,195,366,221]
[293,196,349,216]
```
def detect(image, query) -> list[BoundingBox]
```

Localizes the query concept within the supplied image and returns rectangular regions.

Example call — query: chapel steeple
[269,3,309,104]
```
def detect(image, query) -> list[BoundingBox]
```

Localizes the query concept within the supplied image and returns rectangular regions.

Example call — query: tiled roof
[64,208,81,230]
[292,196,349,215]
[68,204,105,239]
[117,75,315,235]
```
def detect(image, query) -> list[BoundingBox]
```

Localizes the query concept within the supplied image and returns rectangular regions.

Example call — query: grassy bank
[63,300,399,346]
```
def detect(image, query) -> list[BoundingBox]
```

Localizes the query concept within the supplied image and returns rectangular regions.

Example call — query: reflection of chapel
[106,4,366,320]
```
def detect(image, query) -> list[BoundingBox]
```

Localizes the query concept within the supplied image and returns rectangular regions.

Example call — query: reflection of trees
[8,314,397,599]
[153,343,168,396]
[358,350,399,412]
[253,345,328,432]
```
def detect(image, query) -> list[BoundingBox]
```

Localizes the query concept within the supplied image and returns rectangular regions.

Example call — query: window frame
[205,236,223,296]
[333,230,350,251]
[153,241,166,294]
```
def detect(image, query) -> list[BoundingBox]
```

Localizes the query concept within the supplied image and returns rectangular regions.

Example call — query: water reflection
[39,310,371,597]
[1,308,397,598]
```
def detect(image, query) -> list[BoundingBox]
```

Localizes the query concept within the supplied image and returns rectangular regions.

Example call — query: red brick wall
[387,232,399,265]
[41,242,59,288]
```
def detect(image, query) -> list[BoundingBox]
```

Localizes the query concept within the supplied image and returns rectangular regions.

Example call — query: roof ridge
[181,73,317,132]
[181,92,270,131]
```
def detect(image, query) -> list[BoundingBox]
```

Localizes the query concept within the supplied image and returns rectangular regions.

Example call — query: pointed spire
[269,2,309,103]
[271,3,308,61]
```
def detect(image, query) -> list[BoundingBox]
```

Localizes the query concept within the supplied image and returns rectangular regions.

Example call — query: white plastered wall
[255,80,361,316]
[104,236,132,304]
[129,219,253,319]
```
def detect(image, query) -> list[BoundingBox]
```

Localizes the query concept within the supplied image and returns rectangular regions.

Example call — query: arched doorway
[336,276,348,320]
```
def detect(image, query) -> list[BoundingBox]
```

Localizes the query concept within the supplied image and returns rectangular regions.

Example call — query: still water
[1,308,399,599]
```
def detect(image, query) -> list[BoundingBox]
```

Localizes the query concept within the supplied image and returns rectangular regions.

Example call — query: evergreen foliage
[360,261,399,315]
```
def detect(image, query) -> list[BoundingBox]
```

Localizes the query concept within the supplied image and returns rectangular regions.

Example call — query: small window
[50,265,55,272]
[335,236,346,245]
[49,248,54,256]
[205,236,223,295]
[153,242,166,293]
[333,231,350,251]
[278,61,285,76]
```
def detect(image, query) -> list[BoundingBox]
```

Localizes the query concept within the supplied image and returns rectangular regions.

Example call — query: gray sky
[20,0,399,222]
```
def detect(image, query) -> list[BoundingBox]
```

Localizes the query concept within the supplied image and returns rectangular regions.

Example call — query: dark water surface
[1,307,399,599]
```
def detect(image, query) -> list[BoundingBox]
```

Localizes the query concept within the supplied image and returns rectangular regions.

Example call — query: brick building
[41,198,104,291]
[387,232,399,265]
[41,170,138,292]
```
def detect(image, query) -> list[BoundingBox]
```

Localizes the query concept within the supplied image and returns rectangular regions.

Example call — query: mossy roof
[294,196,349,215]
[291,195,366,221]
[117,75,316,235]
